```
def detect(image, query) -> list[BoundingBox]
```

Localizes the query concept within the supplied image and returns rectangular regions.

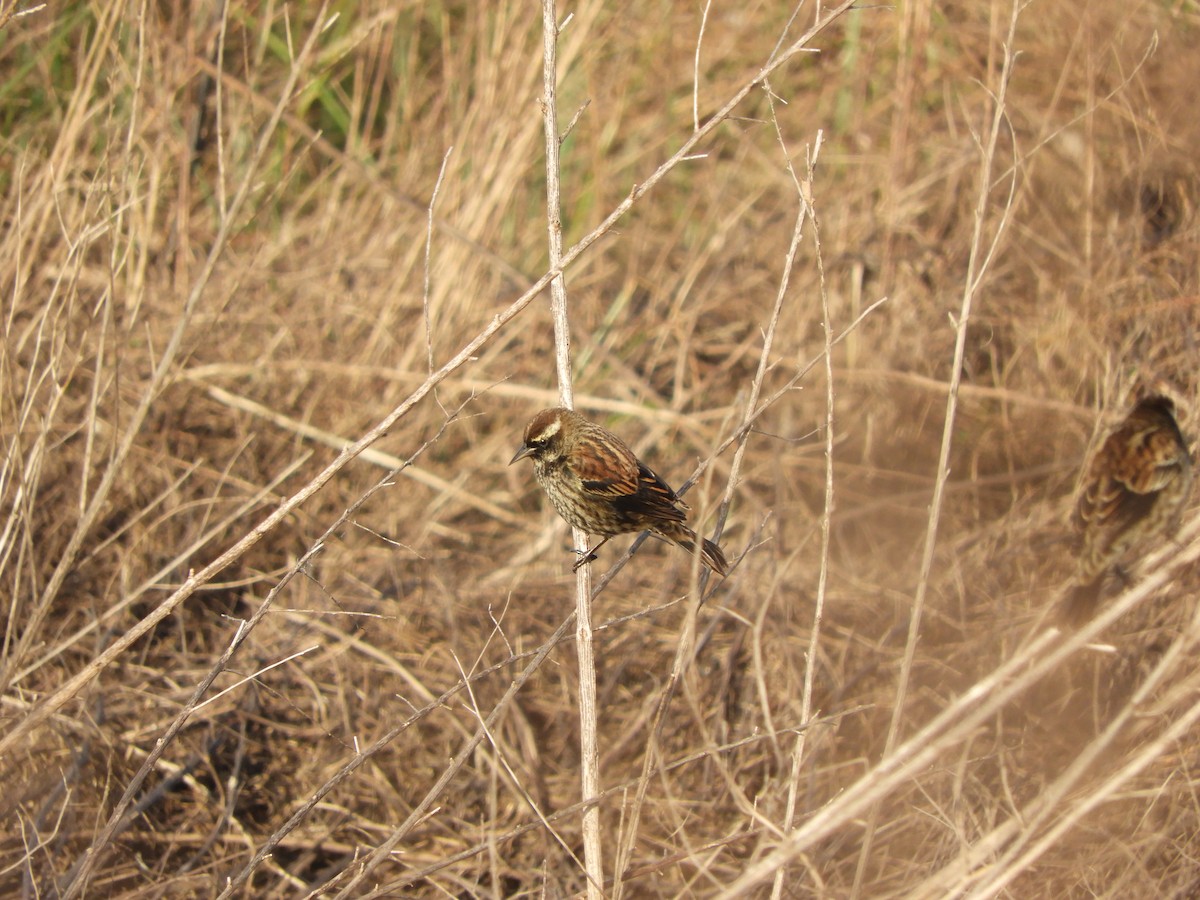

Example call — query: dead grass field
[3,0,1200,896]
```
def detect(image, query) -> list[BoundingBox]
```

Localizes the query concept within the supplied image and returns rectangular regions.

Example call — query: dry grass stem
[540,0,603,895]
[853,0,1023,893]
[6,0,1200,895]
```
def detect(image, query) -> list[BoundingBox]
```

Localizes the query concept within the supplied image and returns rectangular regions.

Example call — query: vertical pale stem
[541,3,603,897]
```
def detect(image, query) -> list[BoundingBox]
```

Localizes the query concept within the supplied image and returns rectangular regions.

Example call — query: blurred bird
[1059,393,1193,626]
[511,407,729,575]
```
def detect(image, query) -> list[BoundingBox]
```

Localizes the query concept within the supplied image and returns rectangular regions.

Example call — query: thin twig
[202,383,522,525]
[451,651,588,877]
[540,2,604,895]
[611,89,823,900]
[693,0,713,132]
[423,147,454,373]
[852,2,1023,894]
[772,125,831,900]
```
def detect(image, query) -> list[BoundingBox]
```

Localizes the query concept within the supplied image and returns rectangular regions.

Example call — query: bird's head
[510,407,575,465]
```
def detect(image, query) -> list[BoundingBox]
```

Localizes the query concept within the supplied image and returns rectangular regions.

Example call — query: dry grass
[3,0,1200,896]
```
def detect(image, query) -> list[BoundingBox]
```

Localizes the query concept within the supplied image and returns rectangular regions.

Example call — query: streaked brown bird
[510,407,729,576]
[1059,394,1193,626]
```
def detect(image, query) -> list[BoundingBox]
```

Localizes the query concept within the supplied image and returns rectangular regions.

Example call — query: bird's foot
[570,548,598,571]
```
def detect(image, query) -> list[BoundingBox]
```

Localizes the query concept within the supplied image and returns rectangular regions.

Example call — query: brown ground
[3,1,1200,896]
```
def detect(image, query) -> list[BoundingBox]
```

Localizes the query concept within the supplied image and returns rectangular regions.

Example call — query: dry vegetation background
[4,0,1200,896]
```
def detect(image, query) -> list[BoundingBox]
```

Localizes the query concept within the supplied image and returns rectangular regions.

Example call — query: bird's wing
[1112,423,1189,494]
[625,461,689,523]
[1081,473,1157,534]
[1078,423,1186,537]
[571,429,689,525]
[571,430,643,499]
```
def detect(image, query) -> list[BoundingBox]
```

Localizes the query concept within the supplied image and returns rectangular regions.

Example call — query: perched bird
[510,407,729,576]
[1059,394,1193,626]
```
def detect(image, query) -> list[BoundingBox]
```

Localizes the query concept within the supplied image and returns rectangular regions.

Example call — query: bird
[510,407,729,576]
[1059,393,1193,626]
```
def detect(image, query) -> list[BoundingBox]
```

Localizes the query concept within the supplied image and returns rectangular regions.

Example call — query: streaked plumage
[1059,394,1192,625]
[510,407,729,575]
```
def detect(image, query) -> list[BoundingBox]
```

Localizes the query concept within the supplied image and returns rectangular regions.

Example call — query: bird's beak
[510,444,535,465]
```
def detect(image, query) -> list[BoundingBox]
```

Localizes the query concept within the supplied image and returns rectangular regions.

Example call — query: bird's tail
[659,523,729,576]
[1057,577,1103,627]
